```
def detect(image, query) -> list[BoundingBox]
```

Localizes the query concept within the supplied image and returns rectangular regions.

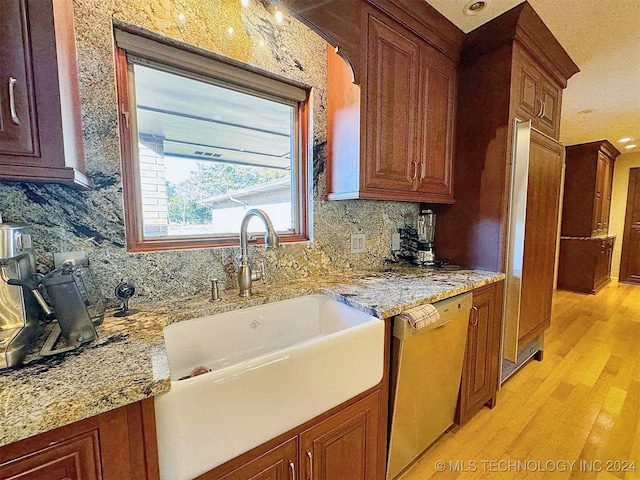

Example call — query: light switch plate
[350,234,366,253]
[391,233,401,251]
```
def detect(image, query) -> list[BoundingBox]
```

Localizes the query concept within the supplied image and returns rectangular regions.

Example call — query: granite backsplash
[0,0,419,303]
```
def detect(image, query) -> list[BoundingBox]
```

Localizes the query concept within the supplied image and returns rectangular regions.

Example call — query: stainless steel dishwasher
[387,292,472,479]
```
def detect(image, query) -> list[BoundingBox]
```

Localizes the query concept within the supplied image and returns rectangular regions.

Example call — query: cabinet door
[0,432,101,480]
[519,131,563,348]
[457,281,503,426]
[592,152,608,235]
[364,13,419,193]
[0,0,38,156]
[300,392,379,480]
[414,44,455,200]
[536,76,562,139]
[512,47,562,139]
[0,0,89,188]
[601,156,614,232]
[216,438,298,480]
[513,52,541,123]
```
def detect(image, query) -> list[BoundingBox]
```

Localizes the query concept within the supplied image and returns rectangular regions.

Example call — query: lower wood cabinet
[210,390,381,480]
[456,281,504,426]
[300,391,379,480]
[0,431,100,480]
[215,438,299,480]
[557,236,615,294]
[0,399,159,480]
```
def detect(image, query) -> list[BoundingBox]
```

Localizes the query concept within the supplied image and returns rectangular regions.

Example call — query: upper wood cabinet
[0,0,91,189]
[561,140,620,237]
[512,45,563,138]
[283,0,462,203]
[360,12,456,202]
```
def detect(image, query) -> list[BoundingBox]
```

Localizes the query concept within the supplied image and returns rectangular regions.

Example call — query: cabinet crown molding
[566,139,622,160]
[461,1,579,87]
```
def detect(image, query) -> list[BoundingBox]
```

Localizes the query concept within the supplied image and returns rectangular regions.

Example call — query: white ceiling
[425,0,640,154]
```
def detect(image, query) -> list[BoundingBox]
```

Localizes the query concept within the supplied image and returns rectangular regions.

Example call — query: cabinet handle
[8,77,21,125]
[306,450,313,479]
[540,100,546,119]
[289,460,296,480]
[471,306,479,327]
[536,99,544,117]
[419,160,426,181]
[412,160,418,180]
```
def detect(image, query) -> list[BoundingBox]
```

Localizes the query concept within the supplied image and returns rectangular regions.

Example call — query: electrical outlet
[350,234,366,253]
[391,233,401,251]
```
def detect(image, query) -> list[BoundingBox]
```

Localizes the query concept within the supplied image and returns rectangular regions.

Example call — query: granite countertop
[560,235,616,240]
[0,266,504,447]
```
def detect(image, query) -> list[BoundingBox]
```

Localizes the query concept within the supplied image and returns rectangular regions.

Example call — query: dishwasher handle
[393,293,473,339]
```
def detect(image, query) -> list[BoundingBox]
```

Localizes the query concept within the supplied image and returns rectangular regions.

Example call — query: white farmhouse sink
[154,294,384,480]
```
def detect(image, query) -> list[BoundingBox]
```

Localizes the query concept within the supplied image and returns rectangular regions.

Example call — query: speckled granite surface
[560,235,616,240]
[0,267,503,447]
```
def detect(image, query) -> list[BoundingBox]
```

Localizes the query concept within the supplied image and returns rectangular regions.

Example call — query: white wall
[609,151,640,279]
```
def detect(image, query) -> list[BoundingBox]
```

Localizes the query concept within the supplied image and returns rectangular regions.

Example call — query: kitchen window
[114,28,311,252]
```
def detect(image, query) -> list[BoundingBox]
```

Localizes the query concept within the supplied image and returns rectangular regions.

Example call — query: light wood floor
[399,281,640,480]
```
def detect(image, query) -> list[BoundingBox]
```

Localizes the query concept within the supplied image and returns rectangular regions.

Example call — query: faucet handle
[258,259,266,282]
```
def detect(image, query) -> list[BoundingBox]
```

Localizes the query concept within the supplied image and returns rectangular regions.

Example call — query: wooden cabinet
[0,0,91,189]
[300,392,379,480]
[456,281,504,426]
[561,141,620,237]
[215,438,298,480]
[557,236,615,294]
[282,0,462,203]
[433,3,577,366]
[517,131,564,348]
[0,399,159,480]
[207,391,381,480]
[323,3,459,203]
[361,12,456,202]
[435,2,578,272]
[558,140,620,294]
[512,45,563,138]
[0,432,100,480]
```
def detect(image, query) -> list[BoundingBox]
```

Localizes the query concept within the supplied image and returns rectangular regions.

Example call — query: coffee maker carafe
[0,220,44,368]
[416,209,436,266]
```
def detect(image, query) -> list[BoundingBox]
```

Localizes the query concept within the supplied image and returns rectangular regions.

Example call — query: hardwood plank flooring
[398,281,640,480]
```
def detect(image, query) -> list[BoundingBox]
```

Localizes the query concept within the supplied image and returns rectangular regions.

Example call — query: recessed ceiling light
[625,144,637,150]
[464,0,487,15]
[619,137,633,143]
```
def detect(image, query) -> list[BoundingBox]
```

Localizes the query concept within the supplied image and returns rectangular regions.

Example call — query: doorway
[619,167,640,284]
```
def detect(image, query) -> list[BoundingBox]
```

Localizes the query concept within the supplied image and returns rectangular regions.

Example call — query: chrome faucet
[238,209,279,297]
